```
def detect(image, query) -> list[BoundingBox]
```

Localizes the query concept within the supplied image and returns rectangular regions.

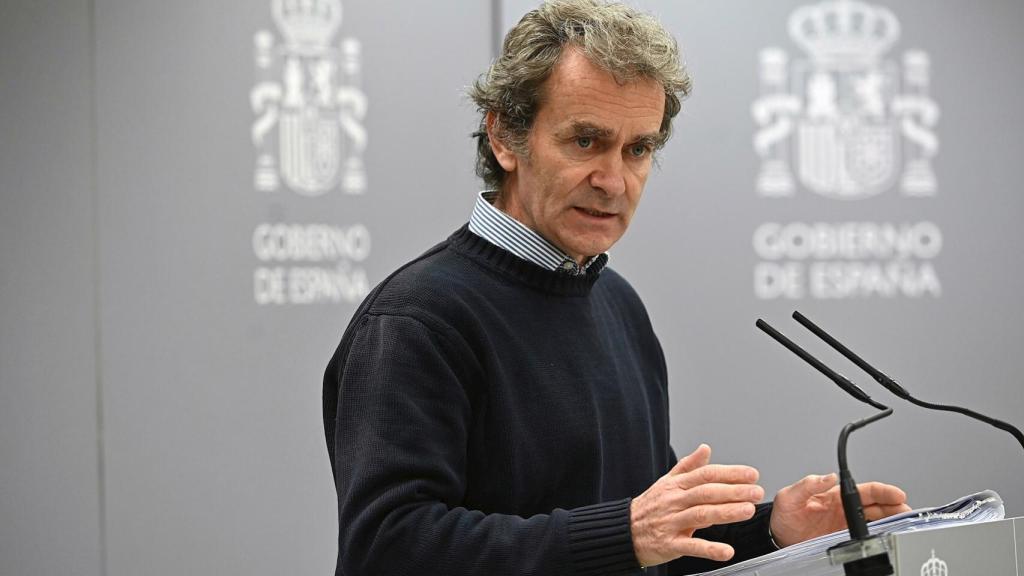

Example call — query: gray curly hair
[469,0,691,191]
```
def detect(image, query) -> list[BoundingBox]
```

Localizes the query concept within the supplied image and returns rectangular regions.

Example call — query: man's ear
[486,111,518,173]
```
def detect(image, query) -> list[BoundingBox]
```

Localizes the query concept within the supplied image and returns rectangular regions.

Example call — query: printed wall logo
[252,223,370,305]
[251,0,368,196]
[752,0,939,199]
[920,550,948,576]
[248,0,372,306]
[752,0,943,300]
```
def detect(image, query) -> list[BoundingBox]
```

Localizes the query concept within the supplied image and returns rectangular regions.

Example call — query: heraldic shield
[279,106,342,196]
[795,64,900,200]
[752,0,940,199]
[251,0,366,197]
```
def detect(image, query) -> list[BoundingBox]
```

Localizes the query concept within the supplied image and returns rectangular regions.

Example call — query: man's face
[492,48,666,264]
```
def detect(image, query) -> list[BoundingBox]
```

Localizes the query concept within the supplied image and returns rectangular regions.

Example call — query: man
[323,1,909,574]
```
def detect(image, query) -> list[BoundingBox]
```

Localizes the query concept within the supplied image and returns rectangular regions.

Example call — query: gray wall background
[1,0,1021,574]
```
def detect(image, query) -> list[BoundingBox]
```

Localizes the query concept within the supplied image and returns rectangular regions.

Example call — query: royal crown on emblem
[788,0,900,64]
[920,550,948,576]
[272,0,343,53]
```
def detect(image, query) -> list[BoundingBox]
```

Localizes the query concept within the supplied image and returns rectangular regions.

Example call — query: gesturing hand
[630,444,764,568]
[769,474,911,547]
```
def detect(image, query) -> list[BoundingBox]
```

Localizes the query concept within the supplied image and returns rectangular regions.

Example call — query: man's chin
[563,238,617,262]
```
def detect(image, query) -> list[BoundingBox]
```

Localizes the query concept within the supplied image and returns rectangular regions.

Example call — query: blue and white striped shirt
[468,191,604,276]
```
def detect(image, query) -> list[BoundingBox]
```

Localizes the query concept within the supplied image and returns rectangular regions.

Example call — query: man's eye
[630,144,650,157]
[576,137,593,149]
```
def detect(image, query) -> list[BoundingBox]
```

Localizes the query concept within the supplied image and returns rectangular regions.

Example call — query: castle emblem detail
[752,0,939,199]
[250,0,367,197]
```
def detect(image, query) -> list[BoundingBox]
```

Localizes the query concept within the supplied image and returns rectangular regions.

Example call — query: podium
[698,497,1018,576]
[879,516,1021,575]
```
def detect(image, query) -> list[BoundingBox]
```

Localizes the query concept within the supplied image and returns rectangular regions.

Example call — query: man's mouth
[575,207,615,218]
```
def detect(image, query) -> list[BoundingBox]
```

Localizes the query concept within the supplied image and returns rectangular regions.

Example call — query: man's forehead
[540,49,665,127]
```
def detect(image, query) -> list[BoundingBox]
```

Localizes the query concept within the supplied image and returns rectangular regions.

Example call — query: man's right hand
[630,444,764,568]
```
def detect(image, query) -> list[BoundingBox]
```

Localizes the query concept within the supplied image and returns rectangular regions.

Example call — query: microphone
[757,318,895,576]
[755,320,886,411]
[791,311,1024,453]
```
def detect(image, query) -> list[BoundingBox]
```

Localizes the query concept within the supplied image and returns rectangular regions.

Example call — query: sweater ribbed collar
[448,225,607,296]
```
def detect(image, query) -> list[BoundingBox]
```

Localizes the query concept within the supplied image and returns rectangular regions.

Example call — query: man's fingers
[673,482,764,509]
[857,482,908,506]
[676,464,760,490]
[863,503,912,521]
[670,537,736,563]
[672,501,758,530]
[780,473,838,504]
[669,444,712,476]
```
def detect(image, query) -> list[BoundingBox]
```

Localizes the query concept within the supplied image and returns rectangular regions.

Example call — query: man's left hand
[768,474,911,548]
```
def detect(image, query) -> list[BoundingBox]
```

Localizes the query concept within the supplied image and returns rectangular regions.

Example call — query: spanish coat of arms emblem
[752,0,939,200]
[251,0,367,197]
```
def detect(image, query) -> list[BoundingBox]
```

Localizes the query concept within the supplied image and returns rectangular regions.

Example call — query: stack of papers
[696,490,1005,576]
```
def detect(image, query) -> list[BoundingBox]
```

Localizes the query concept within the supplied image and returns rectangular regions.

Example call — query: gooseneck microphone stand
[791,311,1024,454]
[756,319,895,576]
[828,409,896,576]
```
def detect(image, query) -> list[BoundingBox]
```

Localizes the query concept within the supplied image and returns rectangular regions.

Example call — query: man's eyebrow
[557,121,614,139]
[558,121,667,148]
[634,132,667,149]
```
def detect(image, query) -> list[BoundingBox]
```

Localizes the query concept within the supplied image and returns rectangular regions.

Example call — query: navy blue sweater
[324,226,774,575]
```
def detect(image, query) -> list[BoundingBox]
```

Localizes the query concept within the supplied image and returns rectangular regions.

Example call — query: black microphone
[757,318,895,576]
[756,320,886,411]
[792,311,1024,453]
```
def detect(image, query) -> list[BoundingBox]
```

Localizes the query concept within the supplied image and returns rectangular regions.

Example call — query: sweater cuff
[567,498,640,576]
[734,502,779,562]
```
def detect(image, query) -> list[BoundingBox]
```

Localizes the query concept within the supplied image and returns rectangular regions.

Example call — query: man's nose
[589,150,627,197]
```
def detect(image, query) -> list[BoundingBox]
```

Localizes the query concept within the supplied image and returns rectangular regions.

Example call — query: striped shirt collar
[468,190,605,276]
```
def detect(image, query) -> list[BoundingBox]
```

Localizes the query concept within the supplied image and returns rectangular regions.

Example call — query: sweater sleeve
[325,312,641,576]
